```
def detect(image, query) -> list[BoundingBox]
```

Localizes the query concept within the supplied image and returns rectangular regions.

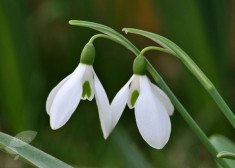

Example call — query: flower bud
[133,56,146,75]
[80,43,95,65]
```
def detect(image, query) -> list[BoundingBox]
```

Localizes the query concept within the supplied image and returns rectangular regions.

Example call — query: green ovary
[82,81,92,98]
[130,90,139,107]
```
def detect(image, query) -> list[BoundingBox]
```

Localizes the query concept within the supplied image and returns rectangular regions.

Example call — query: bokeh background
[0,0,234,167]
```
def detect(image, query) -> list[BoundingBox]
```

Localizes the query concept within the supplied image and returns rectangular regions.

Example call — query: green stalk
[89,34,121,44]
[88,34,229,167]
[139,46,176,56]
[123,28,235,129]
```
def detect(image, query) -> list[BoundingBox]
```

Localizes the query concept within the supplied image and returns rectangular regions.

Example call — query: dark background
[0,0,234,167]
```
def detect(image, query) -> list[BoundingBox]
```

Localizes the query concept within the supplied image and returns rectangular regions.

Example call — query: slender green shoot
[139,46,176,57]
[89,34,121,44]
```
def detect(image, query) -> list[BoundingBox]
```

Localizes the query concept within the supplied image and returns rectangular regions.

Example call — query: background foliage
[0,0,234,167]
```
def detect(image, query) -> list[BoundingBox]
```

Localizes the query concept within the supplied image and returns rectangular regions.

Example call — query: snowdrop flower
[46,43,111,139]
[110,56,174,149]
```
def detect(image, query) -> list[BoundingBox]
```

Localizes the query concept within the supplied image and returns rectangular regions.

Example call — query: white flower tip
[46,104,51,116]
[103,132,108,140]
[46,98,52,116]
[46,110,50,116]
[144,135,170,150]
[50,119,62,130]
[103,129,112,140]
[152,141,168,150]
[153,145,164,150]
[51,126,59,130]
[103,134,108,140]
[169,109,174,116]
[167,102,174,116]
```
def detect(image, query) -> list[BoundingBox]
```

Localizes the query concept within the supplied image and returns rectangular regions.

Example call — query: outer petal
[46,74,71,115]
[93,70,112,139]
[135,76,171,149]
[151,83,174,116]
[50,64,86,130]
[110,75,134,131]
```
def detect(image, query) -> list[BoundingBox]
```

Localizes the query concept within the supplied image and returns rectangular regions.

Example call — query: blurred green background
[0,0,234,167]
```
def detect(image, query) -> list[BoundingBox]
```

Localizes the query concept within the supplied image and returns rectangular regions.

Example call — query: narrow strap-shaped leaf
[0,132,73,168]
[122,28,235,129]
[69,20,139,54]
[68,20,230,168]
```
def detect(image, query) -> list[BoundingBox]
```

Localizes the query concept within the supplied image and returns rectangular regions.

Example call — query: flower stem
[139,46,175,57]
[89,34,120,44]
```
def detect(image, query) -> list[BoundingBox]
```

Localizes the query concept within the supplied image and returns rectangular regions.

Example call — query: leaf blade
[0,132,73,168]
[69,20,139,55]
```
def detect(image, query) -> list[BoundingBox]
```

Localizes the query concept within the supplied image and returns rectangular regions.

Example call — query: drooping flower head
[110,56,174,149]
[46,42,111,139]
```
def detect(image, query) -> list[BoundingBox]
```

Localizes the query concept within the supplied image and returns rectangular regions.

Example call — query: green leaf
[210,135,235,167]
[69,20,139,55]
[0,132,73,168]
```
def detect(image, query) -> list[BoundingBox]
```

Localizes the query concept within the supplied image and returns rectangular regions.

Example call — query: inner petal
[80,65,95,101]
[82,80,92,99]
[130,90,139,107]
[127,75,140,109]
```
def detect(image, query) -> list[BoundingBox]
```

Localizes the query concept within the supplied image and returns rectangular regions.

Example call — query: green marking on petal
[131,90,139,107]
[82,81,92,98]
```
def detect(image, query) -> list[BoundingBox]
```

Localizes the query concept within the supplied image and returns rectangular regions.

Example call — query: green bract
[133,56,146,75]
[0,132,72,168]
[80,43,95,65]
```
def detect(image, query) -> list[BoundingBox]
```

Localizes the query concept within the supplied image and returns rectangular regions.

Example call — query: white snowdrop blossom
[46,43,112,139]
[110,57,174,149]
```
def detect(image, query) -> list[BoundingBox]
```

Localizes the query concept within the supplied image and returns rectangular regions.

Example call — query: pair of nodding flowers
[46,42,174,149]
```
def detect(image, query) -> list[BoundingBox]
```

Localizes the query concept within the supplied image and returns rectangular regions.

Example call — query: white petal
[135,76,171,149]
[50,64,86,130]
[110,75,134,131]
[87,74,95,101]
[93,70,112,139]
[151,83,174,116]
[80,66,95,101]
[127,75,140,109]
[46,74,71,115]
[87,67,95,101]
